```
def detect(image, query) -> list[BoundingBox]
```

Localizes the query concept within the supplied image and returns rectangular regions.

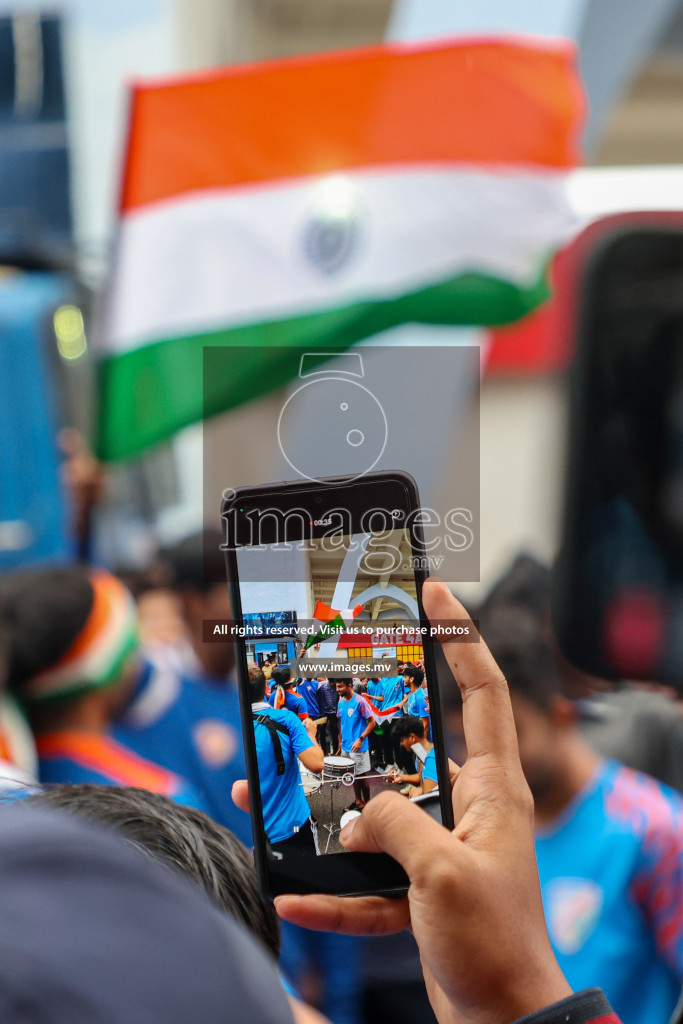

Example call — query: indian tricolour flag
[362,693,405,725]
[96,37,582,461]
[304,601,364,651]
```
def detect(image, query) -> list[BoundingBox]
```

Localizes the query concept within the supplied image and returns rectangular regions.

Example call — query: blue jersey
[422,747,437,785]
[338,694,372,754]
[536,759,683,1024]
[296,679,321,718]
[268,689,308,720]
[37,731,207,813]
[112,659,251,847]
[405,687,428,720]
[252,704,314,844]
[381,676,405,716]
[279,922,362,1024]
[366,679,385,699]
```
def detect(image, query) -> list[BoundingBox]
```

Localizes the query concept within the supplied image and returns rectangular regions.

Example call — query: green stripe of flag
[95,266,549,461]
[304,613,347,651]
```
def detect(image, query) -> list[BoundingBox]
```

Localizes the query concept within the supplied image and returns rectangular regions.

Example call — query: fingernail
[274,895,300,907]
[339,817,358,845]
[423,576,448,592]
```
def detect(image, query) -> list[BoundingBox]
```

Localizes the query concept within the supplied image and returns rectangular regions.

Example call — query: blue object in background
[0,14,72,252]
[0,12,76,569]
[279,922,362,1024]
[0,271,73,568]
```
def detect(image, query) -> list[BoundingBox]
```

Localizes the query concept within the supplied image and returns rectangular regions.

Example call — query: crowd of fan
[0,541,681,1024]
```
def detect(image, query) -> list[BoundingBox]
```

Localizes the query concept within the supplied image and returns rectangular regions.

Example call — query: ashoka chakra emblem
[302,175,362,275]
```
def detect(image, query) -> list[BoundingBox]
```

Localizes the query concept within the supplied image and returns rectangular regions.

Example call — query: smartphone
[222,470,455,898]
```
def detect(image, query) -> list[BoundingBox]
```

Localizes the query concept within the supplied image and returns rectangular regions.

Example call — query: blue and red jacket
[37,730,207,813]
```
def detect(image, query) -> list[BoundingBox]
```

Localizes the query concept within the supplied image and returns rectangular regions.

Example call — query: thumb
[340,789,448,880]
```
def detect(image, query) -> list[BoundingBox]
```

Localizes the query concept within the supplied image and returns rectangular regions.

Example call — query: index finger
[275,893,410,936]
[421,579,519,765]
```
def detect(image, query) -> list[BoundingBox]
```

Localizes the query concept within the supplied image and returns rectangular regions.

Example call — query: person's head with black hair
[27,784,279,960]
[270,666,292,689]
[162,529,226,594]
[161,529,233,679]
[248,664,267,703]
[1,567,92,686]
[477,605,594,808]
[0,566,141,735]
[332,677,354,699]
[392,715,426,741]
[403,665,424,689]
[480,605,560,713]
[392,715,429,755]
[478,553,551,626]
[477,552,611,699]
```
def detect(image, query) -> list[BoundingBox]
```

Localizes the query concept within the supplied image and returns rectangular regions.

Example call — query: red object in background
[487,211,683,377]
[487,248,573,375]
[603,586,666,679]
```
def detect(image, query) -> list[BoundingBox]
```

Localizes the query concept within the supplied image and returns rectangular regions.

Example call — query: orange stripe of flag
[36,733,179,794]
[121,37,582,213]
[312,601,339,623]
[0,730,12,763]
[48,572,125,669]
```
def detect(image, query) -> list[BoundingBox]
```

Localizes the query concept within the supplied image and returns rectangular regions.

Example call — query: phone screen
[236,524,436,860]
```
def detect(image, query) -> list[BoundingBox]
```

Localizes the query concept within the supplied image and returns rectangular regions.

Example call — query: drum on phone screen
[323,755,356,786]
[339,809,362,830]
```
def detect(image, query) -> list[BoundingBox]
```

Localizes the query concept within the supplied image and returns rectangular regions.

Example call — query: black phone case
[222,470,454,899]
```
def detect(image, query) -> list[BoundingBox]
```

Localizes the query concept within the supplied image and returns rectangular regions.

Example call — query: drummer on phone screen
[389,715,437,798]
[400,666,430,741]
[333,678,375,776]
[249,666,324,853]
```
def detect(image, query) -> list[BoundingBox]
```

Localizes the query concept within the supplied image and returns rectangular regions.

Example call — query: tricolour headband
[23,572,139,704]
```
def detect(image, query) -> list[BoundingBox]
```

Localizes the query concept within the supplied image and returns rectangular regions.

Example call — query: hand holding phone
[268,581,572,1024]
